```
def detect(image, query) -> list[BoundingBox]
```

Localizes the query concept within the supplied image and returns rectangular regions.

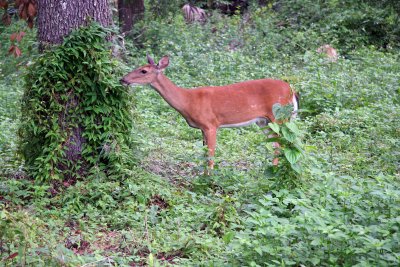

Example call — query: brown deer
[121,55,299,172]
[317,44,338,62]
[182,4,206,24]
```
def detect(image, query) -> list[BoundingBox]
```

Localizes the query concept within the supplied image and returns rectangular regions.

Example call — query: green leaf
[285,121,300,135]
[272,103,294,120]
[283,147,302,165]
[268,122,280,134]
[272,103,282,118]
[254,246,263,256]
[282,126,296,142]
[223,231,235,244]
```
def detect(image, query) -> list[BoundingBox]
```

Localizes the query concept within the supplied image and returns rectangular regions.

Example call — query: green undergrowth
[1,2,400,266]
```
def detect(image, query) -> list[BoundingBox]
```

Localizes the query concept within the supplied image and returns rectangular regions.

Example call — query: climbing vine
[19,23,134,183]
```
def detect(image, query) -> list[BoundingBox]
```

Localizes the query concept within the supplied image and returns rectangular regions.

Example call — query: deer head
[120,55,169,86]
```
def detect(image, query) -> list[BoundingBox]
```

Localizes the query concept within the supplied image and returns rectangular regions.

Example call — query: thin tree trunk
[118,0,144,34]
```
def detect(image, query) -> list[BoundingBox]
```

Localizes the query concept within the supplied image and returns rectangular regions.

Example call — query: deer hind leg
[202,130,207,146]
[269,133,281,166]
[202,128,217,173]
[256,118,280,166]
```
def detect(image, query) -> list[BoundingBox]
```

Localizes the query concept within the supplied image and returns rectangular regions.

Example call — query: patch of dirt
[63,220,90,255]
[91,230,124,253]
[148,194,169,210]
[220,160,251,170]
[129,249,185,266]
[63,223,127,256]
[143,157,197,187]
[65,235,90,255]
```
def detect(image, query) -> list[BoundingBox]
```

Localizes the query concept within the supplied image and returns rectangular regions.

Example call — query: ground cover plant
[1,1,400,266]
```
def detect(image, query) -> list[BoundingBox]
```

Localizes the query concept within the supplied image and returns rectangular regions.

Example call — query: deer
[182,4,207,24]
[316,44,338,62]
[120,55,299,173]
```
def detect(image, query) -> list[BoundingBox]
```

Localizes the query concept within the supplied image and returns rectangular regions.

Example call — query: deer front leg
[202,128,217,173]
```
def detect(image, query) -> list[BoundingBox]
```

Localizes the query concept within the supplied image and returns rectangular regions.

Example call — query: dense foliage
[18,23,134,182]
[1,1,399,266]
[275,0,400,51]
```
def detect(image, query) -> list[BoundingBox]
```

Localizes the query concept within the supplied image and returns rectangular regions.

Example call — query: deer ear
[157,55,169,71]
[147,54,155,65]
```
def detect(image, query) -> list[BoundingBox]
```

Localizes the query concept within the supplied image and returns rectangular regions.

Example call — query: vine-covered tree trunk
[31,1,117,183]
[118,0,144,34]
[37,0,112,47]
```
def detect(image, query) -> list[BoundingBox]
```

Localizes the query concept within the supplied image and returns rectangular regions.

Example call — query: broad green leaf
[272,103,294,120]
[286,121,300,135]
[223,231,235,244]
[255,246,263,256]
[272,103,282,118]
[282,126,296,142]
[268,122,280,134]
[283,147,302,165]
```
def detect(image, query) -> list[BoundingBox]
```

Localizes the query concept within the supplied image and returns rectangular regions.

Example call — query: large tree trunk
[37,0,112,47]
[118,0,144,34]
[35,0,113,183]
[258,0,268,6]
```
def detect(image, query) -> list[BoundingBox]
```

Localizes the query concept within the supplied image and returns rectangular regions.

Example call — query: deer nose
[120,78,128,85]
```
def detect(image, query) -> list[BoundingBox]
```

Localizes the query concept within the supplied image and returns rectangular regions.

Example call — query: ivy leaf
[10,33,17,42]
[16,31,26,42]
[14,46,22,57]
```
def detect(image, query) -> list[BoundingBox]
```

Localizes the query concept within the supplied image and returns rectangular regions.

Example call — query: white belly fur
[292,94,299,117]
[220,117,269,128]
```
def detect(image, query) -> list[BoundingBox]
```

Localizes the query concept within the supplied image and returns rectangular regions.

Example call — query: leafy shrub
[275,0,400,51]
[18,23,134,182]
[294,48,400,115]
[306,105,400,177]
[265,103,307,189]
[148,0,186,18]
[228,173,400,266]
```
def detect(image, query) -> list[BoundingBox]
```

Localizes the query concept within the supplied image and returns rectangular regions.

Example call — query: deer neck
[150,73,189,113]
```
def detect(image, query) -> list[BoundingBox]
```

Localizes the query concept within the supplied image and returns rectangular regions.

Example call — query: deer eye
[141,69,147,74]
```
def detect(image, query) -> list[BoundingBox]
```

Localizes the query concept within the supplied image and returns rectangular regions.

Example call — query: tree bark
[258,0,268,6]
[118,0,144,34]
[37,0,112,47]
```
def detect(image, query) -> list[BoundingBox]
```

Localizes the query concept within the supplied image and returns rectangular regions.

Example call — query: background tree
[118,0,144,34]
